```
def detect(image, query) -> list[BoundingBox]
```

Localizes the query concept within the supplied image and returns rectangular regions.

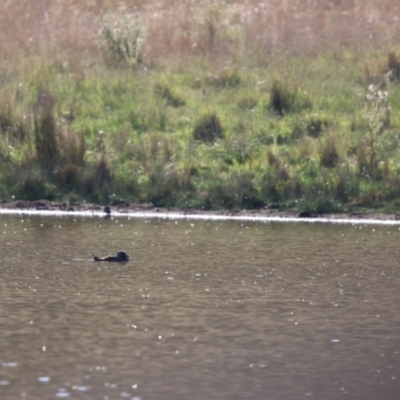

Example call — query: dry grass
[2,1,400,65]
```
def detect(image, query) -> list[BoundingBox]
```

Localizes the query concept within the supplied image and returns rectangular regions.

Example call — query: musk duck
[90,251,129,262]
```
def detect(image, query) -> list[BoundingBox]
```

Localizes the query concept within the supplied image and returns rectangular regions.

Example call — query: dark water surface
[0,214,400,400]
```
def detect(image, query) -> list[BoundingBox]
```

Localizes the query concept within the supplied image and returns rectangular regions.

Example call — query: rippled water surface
[1,213,400,400]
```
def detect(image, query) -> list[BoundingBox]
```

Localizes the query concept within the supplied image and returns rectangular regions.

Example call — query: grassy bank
[2,1,400,213]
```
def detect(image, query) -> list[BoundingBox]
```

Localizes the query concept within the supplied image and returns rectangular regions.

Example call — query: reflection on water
[1,214,400,399]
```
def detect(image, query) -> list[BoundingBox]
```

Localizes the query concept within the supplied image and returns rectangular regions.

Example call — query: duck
[90,251,129,262]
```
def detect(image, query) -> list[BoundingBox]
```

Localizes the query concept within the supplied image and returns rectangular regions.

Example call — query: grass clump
[306,117,328,138]
[208,69,242,88]
[192,69,242,89]
[154,83,185,107]
[237,96,258,111]
[270,81,296,115]
[193,112,224,142]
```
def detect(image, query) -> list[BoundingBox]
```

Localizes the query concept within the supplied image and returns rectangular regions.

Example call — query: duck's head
[117,251,129,260]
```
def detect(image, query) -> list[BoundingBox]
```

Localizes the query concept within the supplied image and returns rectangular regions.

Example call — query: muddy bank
[1,199,400,221]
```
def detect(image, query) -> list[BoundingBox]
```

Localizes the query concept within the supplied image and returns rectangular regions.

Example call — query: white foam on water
[0,208,399,225]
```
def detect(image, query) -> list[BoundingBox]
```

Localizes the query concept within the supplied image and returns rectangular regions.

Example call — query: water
[1,213,400,400]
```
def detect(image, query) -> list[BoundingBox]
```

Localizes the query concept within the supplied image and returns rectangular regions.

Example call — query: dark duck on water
[90,251,130,262]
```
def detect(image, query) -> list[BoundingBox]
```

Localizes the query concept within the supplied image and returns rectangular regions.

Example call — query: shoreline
[1,199,400,223]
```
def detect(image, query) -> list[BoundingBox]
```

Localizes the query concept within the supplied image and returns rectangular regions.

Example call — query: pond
[0,212,400,399]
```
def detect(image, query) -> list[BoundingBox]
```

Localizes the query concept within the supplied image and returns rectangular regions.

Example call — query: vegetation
[2,1,400,213]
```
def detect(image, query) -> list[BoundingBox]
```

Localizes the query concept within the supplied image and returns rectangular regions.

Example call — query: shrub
[193,112,224,142]
[99,12,145,66]
[362,84,390,135]
[359,84,390,177]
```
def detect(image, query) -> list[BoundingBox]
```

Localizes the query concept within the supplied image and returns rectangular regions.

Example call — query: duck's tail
[90,251,100,261]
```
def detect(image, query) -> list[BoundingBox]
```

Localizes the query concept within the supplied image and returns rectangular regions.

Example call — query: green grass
[1,45,400,213]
